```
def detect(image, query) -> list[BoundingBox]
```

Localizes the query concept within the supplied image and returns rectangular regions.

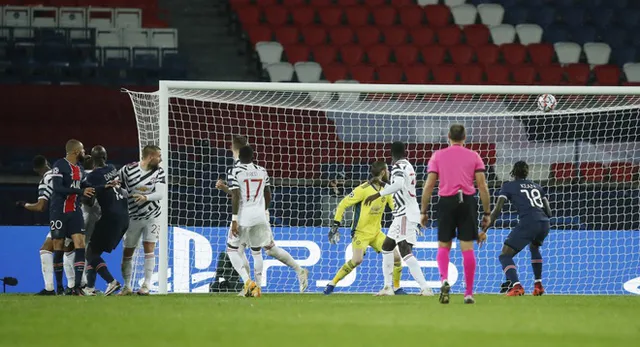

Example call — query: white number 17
[520,189,544,208]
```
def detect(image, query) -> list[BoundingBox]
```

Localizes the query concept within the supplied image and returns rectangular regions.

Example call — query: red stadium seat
[366,44,392,67]
[301,26,327,45]
[372,6,398,26]
[580,162,608,182]
[236,6,261,26]
[355,26,381,46]
[501,43,527,65]
[345,6,370,26]
[399,5,425,28]
[409,27,435,46]
[318,6,344,26]
[291,6,316,26]
[376,65,404,83]
[609,162,639,182]
[382,26,407,46]
[475,44,499,66]
[285,45,311,63]
[463,24,490,47]
[404,64,429,84]
[256,0,278,6]
[349,64,375,82]
[264,6,289,26]
[485,64,509,84]
[312,45,338,65]
[458,64,484,84]
[431,65,457,84]
[337,0,360,6]
[511,65,536,84]
[565,63,590,85]
[528,43,555,66]
[594,64,621,85]
[537,64,565,85]
[339,44,364,65]
[245,25,273,45]
[424,4,451,28]
[274,26,300,46]
[283,0,305,6]
[329,26,354,45]
[323,63,348,81]
[551,163,576,181]
[449,44,474,65]
[436,25,462,46]
[310,0,332,5]
[364,0,387,6]
[391,0,415,5]
[394,44,419,66]
[421,45,446,65]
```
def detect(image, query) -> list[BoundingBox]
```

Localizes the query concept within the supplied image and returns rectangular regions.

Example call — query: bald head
[91,145,107,166]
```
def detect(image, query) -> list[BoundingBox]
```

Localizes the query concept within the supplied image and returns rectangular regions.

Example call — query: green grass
[0,294,638,347]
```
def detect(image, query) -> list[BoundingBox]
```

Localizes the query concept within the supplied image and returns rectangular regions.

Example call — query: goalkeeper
[324,161,406,295]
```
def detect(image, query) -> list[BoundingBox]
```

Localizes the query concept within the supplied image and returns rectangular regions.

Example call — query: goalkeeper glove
[328,221,340,245]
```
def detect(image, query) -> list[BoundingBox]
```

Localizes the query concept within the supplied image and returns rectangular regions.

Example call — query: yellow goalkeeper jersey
[334,182,394,237]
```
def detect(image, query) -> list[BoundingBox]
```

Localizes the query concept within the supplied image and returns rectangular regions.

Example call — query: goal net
[126,82,640,295]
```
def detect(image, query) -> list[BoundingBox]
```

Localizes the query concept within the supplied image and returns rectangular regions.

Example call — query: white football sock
[228,249,251,282]
[404,254,428,289]
[121,256,133,289]
[251,249,263,287]
[40,250,54,291]
[266,246,301,273]
[143,253,155,287]
[238,244,251,276]
[382,250,394,288]
[63,251,75,288]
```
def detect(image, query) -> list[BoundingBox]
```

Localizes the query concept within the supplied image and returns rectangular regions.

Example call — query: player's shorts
[123,218,159,248]
[50,212,84,240]
[504,220,550,252]
[352,230,386,252]
[239,222,274,249]
[90,213,129,253]
[437,194,478,242]
[45,232,73,248]
[387,216,420,245]
[226,224,248,249]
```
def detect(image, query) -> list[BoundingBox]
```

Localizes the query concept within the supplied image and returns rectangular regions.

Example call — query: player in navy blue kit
[82,146,128,296]
[483,161,552,296]
[49,139,95,296]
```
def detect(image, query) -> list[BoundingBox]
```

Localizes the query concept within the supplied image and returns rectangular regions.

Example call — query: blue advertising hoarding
[1,226,639,295]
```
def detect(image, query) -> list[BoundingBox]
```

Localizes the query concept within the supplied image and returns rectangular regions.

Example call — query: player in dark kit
[82,146,128,296]
[50,139,95,296]
[483,161,552,296]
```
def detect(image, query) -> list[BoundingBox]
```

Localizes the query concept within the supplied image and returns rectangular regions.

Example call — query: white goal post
[126,81,640,295]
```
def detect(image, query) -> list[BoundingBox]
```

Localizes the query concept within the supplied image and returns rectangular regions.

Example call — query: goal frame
[156,81,640,294]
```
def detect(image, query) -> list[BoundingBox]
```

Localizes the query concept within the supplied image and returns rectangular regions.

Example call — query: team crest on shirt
[348,192,355,198]
[52,167,59,174]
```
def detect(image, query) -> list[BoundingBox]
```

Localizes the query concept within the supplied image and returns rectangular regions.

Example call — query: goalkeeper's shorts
[351,231,386,252]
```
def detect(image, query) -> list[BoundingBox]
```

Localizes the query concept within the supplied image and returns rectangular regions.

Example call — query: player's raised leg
[264,241,308,293]
[499,244,524,296]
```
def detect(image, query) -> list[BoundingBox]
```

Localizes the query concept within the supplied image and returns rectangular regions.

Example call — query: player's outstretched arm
[485,196,506,232]
[542,197,552,218]
[420,172,438,227]
[216,179,232,195]
[366,175,404,206]
[21,199,48,213]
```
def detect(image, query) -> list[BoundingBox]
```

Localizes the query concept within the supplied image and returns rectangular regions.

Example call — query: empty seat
[96,29,121,47]
[590,7,614,29]
[310,0,334,6]
[88,8,115,29]
[256,41,284,65]
[295,61,322,82]
[476,44,499,66]
[3,6,30,32]
[500,43,526,65]
[571,26,597,45]
[256,0,278,5]
[329,27,354,45]
[366,44,392,67]
[602,27,627,49]
[322,63,348,81]
[409,27,435,45]
[503,7,528,26]
[312,45,338,65]
[421,45,446,65]
[123,29,149,47]
[424,4,451,28]
[543,24,570,43]
[463,24,490,47]
[344,6,369,26]
[580,162,607,183]
[31,7,57,27]
[264,6,289,26]
[490,24,515,45]
[436,25,462,46]
[449,44,473,64]
[529,6,555,28]
[516,24,542,45]
[115,8,141,28]
[537,64,565,84]
[399,5,424,28]
[275,26,300,46]
[528,43,554,66]
[485,64,509,84]
[477,3,504,26]
[554,42,581,64]
[355,26,380,46]
[593,64,620,85]
[59,7,86,28]
[382,26,407,46]
[404,64,429,84]
[246,25,273,45]
[561,7,586,28]
[291,6,315,26]
[339,44,364,65]
[283,0,306,5]
[151,29,178,49]
[395,45,419,66]
[349,64,375,83]
[609,162,638,182]
[458,64,483,84]
[336,0,360,5]
[372,7,397,26]
[318,6,343,26]
[301,26,327,45]
[285,44,311,63]
[444,0,466,6]
[511,65,535,84]
[564,63,590,85]
[451,4,477,26]
[266,62,294,82]
[619,9,640,30]
[432,64,457,84]
[417,0,440,4]
[583,42,611,66]
[364,0,387,5]
[551,163,576,181]
[624,63,640,82]
[390,0,415,5]
[612,47,636,66]
[376,65,403,83]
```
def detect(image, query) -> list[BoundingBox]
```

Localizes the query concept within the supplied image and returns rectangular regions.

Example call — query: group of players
[20,140,165,296]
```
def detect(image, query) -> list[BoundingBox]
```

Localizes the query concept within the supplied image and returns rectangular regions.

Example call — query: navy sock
[93,257,114,284]
[86,265,97,288]
[530,247,543,281]
[499,253,519,284]
[53,250,64,290]
[74,248,85,288]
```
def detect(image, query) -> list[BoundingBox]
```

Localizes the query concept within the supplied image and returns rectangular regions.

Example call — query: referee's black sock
[499,253,519,284]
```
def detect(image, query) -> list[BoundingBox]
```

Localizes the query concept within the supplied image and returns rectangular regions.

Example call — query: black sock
[499,253,519,284]
[53,250,64,290]
[86,265,97,288]
[74,248,85,288]
[530,248,543,281]
[93,257,114,284]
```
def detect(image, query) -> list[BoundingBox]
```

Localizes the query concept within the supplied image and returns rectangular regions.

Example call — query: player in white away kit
[229,146,309,297]
[81,156,101,289]
[364,142,433,296]
[118,145,165,295]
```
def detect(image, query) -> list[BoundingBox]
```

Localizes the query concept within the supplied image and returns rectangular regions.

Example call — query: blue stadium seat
[350,164,370,181]
[590,7,615,29]
[543,24,570,43]
[602,27,627,49]
[618,9,640,30]
[631,29,640,49]
[528,6,556,28]
[561,7,586,28]
[320,163,346,180]
[570,26,596,45]
[583,0,603,8]
[555,0,575,7]
[611,47,636,66]
[502,7,528,26]
[160,52,187,80]
[610,0,628,8]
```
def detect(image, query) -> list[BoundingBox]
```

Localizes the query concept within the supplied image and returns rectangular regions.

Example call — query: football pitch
[0,294,638,347]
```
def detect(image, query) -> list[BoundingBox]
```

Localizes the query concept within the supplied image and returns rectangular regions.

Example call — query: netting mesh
[126,85,640,295]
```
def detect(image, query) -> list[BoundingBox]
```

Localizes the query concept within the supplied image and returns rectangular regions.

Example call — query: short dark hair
[511,161,529,179]
[142,145,161,159]
[238,145,254,163]
[391,141,406,158]
[232,135,248,151]
[370,161,387,177]
[449,124,466,142]
[83,156,95,171]
[65,139,82,153]
[32,155,48,170]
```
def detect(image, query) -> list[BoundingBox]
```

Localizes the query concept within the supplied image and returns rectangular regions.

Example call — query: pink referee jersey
[427,145,486,197]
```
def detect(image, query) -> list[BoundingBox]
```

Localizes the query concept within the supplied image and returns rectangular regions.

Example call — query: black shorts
[89,214,129,253]
[437,194,478,242]
[504,220,550,252]
[50,212,84,239]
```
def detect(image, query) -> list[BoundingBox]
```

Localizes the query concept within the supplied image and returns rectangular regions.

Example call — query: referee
[420,124,491,304]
